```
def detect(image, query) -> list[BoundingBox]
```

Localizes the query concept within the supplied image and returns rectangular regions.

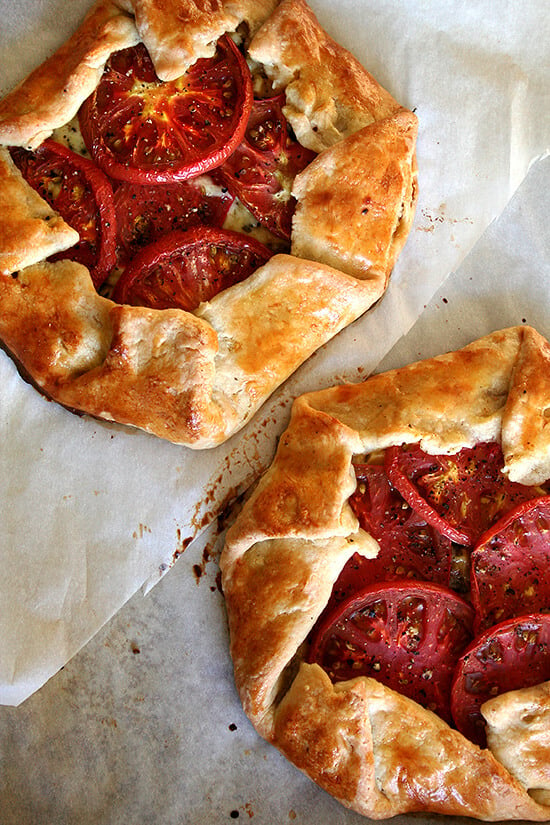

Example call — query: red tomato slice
[329,464,452,609]
[385,442,544,546]
[308,581,474,723]
[111,226,273,311]
[451,614,550,746]
[10,139,116,288]
[214,94,316,240]
[471,495,550,633]
[78,37,253,184]
[113,179,234,261]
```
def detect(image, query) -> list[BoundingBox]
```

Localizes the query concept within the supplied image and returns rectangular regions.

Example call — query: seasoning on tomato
[471,495,550,633]
[215,94,316,240]
[79,36,253,185]
[10,138,117,288]
[308,580,474,723]
[114,179,234,260]
[385,442,544,546]
[451,613,550,746]
[111,226,273,311]
[329,464,452,609]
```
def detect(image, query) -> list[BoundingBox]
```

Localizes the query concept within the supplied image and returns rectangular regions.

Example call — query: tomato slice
[330,464,452,608]
[79,36,253,184]
[471,495,550,633]
[385,442,544,546]
[451,614,550,746]
[113,179,234,261]
[214,94,316,240]
[111,226,273,311]
[308,581,474,723]
[10,139,116,288]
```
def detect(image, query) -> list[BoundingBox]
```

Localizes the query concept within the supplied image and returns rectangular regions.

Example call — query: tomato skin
[308,580,474,723]
[331,464,452,607]
[112,226,272,311]
[113,179,234,261]
[10,139,117,288]
[451,613,550,746]
[215,94,316,240]
[471,495,550,633]
[79,37,253,185]
[385,442,546,546]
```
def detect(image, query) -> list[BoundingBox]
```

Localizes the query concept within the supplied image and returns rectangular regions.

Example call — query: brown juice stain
[172,394,293,585]
[133,523,151,540]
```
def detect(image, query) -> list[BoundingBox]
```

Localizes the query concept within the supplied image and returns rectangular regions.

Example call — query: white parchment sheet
[0,0,548,713]
[1,154,548,825]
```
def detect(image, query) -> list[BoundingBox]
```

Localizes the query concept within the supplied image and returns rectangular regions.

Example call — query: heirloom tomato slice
[328,464,452,609]
[10,139,116,288]
[79,36,253,184]
[114,179,234,260]
[385,442,543,546]
[215,94,316,240]
[451,613,550,746]
[112,226,272,311]
[308,580,474,723]
[471,495,550,633]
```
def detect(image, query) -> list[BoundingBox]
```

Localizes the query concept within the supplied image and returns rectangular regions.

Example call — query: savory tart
[220,325,550,819]
[0,0,418,448]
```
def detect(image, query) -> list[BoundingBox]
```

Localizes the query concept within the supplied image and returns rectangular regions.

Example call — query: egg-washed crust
[220,325,550,819]
[0,0,417,448]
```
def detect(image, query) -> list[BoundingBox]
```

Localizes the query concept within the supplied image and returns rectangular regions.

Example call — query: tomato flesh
[79,36,253,184]
[385,442,545,546]
[471,495,550,633]
[114,179,234,261]
[112,226,273,311]
[330,464,452,608]
[10,139,117,287]
[309,581,474,723]
[451,614,550,746]
[215,94,316,240]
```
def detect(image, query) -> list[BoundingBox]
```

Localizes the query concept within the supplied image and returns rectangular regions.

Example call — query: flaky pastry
[220,325,550,819]
[0,0,417,448]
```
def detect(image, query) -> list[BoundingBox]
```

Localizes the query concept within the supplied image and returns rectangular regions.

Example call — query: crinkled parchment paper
[0,0,548,713]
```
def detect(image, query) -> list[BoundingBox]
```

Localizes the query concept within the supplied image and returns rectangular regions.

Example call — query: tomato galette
[0,0,418,448]
[220,325,550,820]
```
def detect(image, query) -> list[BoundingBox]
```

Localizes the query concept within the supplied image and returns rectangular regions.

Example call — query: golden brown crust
[0,148,79,274]
[291,109,418,284]
[274,666,548,821]
[248,0,402,152]
[0,1,139,148]
[119,0,279,80]
[483,681,550,805]
[0,0,417,447]
[220,326,550,819]
[0,255,383,446]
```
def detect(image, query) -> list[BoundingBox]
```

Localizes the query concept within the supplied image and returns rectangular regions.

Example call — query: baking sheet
[1,154,549,823]
[1,0,548,708]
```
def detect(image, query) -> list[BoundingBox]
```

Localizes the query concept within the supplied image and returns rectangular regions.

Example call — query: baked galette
[0,0,418,448]
[221,325,550,819]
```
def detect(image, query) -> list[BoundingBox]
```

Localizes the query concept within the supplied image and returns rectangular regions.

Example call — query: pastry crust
[248,0,402,152]
[291,108,418,284]
[0,1,140,149]
[0,254,381,446]
[220,325,550,819]
[483,681,550,806]
[116,0,279,81]
[0,0,417,447]
[0,148,79,275]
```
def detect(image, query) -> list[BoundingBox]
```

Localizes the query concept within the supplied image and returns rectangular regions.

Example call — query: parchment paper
[0,0,548,712]
[1,155,548,824]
